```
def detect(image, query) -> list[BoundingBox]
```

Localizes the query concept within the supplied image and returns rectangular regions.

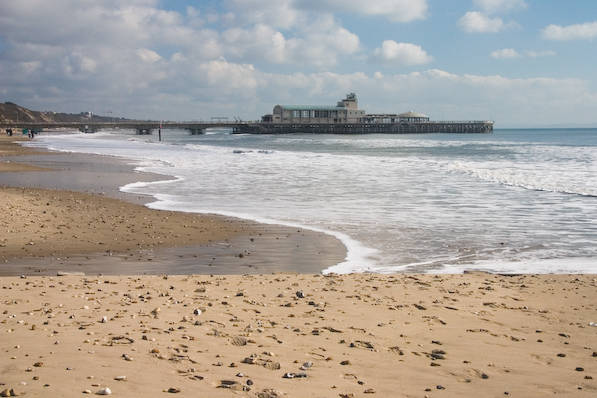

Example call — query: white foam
[438,257,597,274]
[21,131,597,275]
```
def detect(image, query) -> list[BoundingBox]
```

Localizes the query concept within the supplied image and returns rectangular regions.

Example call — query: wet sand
[0,135,346,275]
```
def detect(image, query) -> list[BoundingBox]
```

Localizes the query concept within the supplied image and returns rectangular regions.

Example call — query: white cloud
[220,15,359,67]
[372,40,432,66]
[459,11,504,33]
[198,58,257,90]
[490,48,520,59]
[542,21,597,41]
[136,48,162,63]
[229,0,428,25]
[473,0,527,14]
[306,0,428,23]
[491,49,557,59]
[226,0,302,29]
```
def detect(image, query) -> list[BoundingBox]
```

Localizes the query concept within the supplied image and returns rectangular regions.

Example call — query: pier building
[269,93,365,123]
[257,93,492,134]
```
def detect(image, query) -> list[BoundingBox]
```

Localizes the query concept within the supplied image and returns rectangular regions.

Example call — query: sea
[25,128,597,274]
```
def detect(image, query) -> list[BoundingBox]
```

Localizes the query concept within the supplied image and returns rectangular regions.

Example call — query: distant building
[270,93,366,123]
[264,94,433,125]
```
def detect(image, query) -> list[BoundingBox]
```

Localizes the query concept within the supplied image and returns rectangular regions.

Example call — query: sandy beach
[0,273,595,398]
[1,134,596,397]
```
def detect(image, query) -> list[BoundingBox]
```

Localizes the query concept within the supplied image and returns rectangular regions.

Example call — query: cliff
[0,102,126,124]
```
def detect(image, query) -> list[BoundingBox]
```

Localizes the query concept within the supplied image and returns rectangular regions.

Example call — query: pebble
[114,376,127,381]
[283,372,307,378]
[97,387,112,395]
[167,387,181,393]
[300,361,313,370]
[575,367,584,372]
[100,316,108,323]
[193,309,202,315]
[82,390,91,394]
[296,291,305,298]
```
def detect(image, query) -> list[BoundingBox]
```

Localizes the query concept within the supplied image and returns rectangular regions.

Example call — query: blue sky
[1,0,596,126]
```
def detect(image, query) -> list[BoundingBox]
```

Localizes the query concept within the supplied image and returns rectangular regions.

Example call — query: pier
[1,120,493,135]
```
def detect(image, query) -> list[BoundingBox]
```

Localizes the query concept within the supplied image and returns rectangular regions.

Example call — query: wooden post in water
[158,120,162,142]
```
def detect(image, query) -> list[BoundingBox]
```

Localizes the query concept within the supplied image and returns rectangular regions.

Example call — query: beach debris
[114,376,127,381]
[364,388,376,394]
[231,336,248,346]
[100,316,108,323]
[257,389,283,398]
[300,361,313,370]
[96,387,112,395]
[283,372,307,379]
[122,353,133,361]
[295,291,305,298]
[193,309,202,315]
[82,390,91,394]
[429,349,446,360]
[57,271,85,276]
[109,336,134,345]
[218,380,247,391]
[0,389,17,397]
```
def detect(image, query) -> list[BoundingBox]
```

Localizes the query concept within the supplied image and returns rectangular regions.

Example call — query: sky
[1,0,597,127]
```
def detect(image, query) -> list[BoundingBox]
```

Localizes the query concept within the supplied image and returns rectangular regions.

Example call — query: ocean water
[26,128,597,274]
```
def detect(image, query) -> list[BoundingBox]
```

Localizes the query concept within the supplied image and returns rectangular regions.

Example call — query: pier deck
[1,120,493,135]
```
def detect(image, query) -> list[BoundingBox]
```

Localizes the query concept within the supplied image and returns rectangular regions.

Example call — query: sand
[1,133,596,397]
[0,135,346,274]
[0,273,595,397]
[0,136,51,172]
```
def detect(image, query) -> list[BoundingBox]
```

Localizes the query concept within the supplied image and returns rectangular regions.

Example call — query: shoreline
[0,134,347,275]
[1,134,596,397]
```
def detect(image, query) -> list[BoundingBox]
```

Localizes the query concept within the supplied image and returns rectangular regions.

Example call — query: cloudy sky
[1,0,596,127]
